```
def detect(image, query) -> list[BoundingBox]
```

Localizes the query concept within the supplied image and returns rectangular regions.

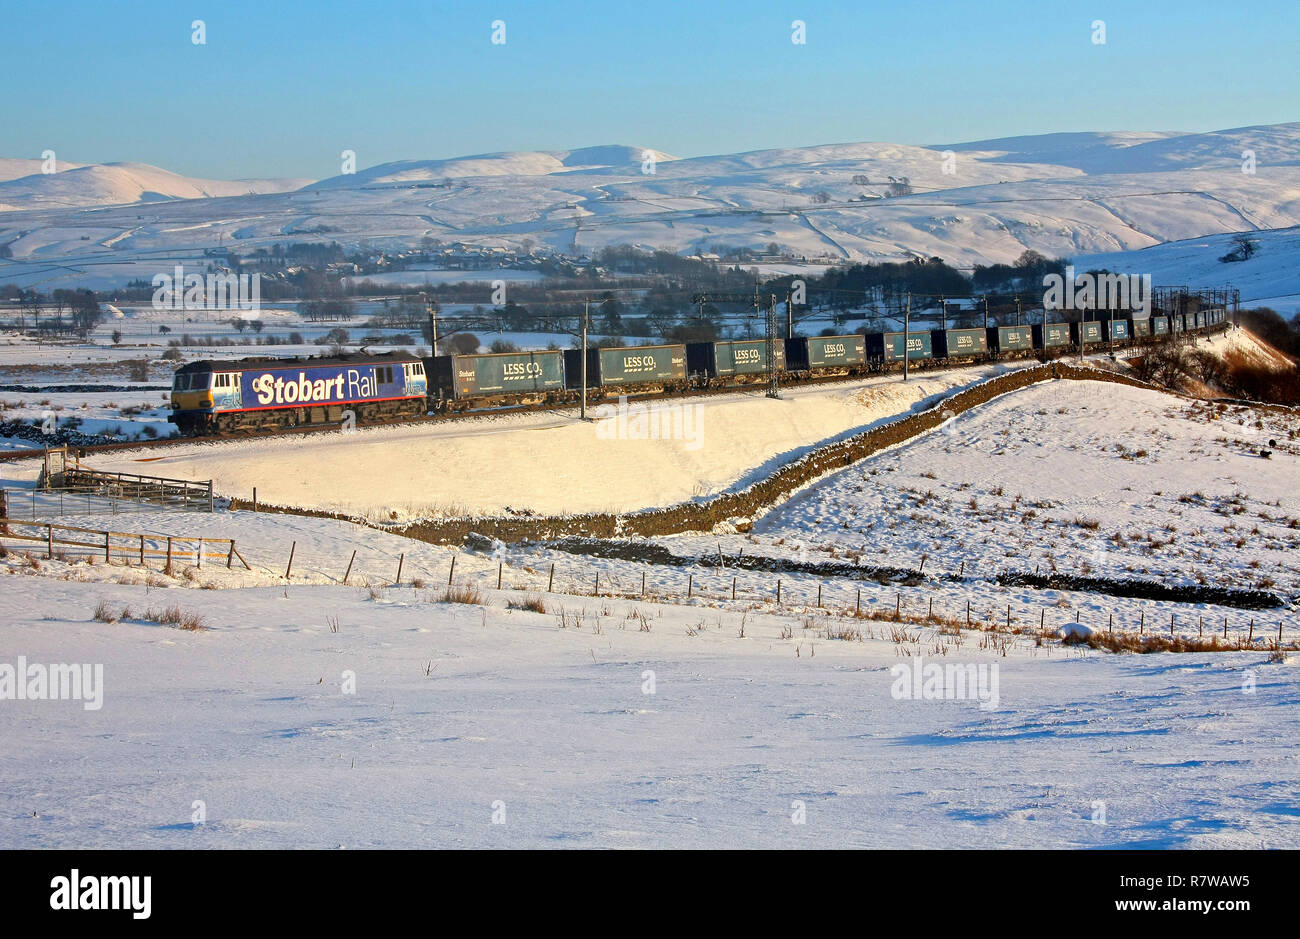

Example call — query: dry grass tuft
[507,594,548,614]
[440,584,483,605]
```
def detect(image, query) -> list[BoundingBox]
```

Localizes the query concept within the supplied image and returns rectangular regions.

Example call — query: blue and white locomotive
[170,351,427,434]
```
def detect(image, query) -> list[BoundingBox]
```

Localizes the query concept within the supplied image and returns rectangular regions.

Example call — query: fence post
[776,580,781,604]
[208,482,214,513]
[284,541,296,580]
[166,537,173,572]
[687,574,693,598]
[47,524,53,559]
[227,541,235,570]
[594,571,599,597]
[395,553,404,586]
[641,571,646,597]
[343,550,356,584]
[196,538,202,569]
[496,563,502,590]
[447,555,456,585]
[547,563,554,592]
[105,531,111,563]
[253,487,258,513]
[857,589,861,613]
[732,577,737,601]
[817,584,822,607]
[140,534,146,566]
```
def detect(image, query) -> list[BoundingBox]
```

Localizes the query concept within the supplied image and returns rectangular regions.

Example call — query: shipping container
[1130,317,1152,338]
[564,343,687,389]
[863,331,932,363]
[1152,315,1169,335]
[932,327,989,358]
[1104,318,1129,341]
[1032,322,1071,348]
[1071,321,1104,345]
[686,339,785,378]
[987,325,1034,353]
[786,334,868,369]
[429,350,564,400]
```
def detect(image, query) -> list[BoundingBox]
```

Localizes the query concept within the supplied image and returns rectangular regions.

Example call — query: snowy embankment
[74,361,1040,519]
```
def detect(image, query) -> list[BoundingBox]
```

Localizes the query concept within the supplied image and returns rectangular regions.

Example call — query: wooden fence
[0,517,249,570]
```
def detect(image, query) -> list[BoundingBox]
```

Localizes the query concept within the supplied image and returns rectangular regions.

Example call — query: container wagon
[1032,322,1071,351]
[986,325,1034,354]
[786,335,867,371]
[564,343,687,395]
[686,339,785,383]
[427,350,564,411]
[1101,318,1129,342]
[1071,320,1104,347]
[932,327,988,359]
[863,331,932,365]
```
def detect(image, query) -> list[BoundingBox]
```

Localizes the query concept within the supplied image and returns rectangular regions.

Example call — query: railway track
[0,330,1225,463]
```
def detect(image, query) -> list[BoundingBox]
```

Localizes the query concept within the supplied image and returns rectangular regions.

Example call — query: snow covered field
[2,566,1297,849]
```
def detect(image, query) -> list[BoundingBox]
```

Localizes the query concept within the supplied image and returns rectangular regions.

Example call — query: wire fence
[230,537,1298,651]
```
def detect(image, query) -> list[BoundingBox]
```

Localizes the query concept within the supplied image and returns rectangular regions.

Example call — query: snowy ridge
[4,124,1300,290]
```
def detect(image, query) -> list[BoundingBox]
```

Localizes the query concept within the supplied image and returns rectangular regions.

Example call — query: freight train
[170,309,1229,434]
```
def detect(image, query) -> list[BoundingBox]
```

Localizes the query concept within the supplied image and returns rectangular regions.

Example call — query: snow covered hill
[0,162,312,212]
[2,124,1300,290]
[1076,226,1300,313]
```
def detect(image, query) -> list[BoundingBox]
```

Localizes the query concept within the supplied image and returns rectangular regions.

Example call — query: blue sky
[1,0,1295,180]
